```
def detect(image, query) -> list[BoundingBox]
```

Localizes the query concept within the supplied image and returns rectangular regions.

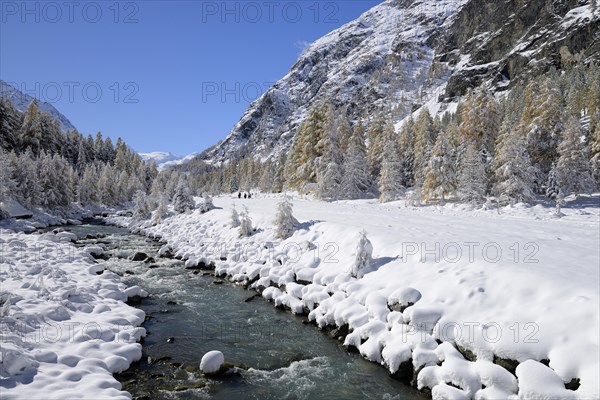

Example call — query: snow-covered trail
[134,194,599,399]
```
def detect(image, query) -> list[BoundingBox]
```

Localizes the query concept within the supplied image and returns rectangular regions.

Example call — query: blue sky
[0,1,381,156]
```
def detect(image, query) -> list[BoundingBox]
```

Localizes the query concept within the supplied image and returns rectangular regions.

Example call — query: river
[64,222,427,400]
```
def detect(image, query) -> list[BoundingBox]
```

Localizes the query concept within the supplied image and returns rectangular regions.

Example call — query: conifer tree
[591,125,600,188]
[378,121,403,203]
[284,104,327,190]
[492,123,536,204]
[341,123,370,199]
[423,130,456,202]
[230,205,241,228]
[457,143,487,204]
[132,190,151,221]
[459,88,501,156]
[413,109,436,188]
[397,117,415,187]
[554,116,595,196]
[317,109,343,200]
[274,196,299,239]
[238,206,253,237]
[19,100,43,154]
[152,196,168,225]
[349,231,373,279]
[366,112,386,180]
[172,181,195,213]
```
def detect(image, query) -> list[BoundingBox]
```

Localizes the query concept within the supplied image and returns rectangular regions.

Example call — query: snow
[0,228,145,399]
[199,350,224,374]
[116,192,600,399]
[138,151,198,171]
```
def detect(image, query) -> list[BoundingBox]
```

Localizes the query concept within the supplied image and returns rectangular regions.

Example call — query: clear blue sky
[0,1,381,156]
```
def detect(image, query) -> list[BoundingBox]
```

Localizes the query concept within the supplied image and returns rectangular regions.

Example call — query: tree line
[0,99,157,216]
[166,63,599,205]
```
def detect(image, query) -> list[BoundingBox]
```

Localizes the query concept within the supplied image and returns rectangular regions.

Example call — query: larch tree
[19,100,43,155]
[554,116,595,196]
[284,103,327,191]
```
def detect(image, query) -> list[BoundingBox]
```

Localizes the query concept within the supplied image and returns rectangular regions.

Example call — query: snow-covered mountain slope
[139,151,198,171]
[197,0,599,164]
[0,80,76,132]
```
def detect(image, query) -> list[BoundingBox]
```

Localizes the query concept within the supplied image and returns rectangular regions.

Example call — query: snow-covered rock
[200,350,225,374]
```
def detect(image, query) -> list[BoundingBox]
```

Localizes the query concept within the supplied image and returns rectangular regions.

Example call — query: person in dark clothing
[248,193,252,199]
[244,193,247,199]
[238,192,241,199]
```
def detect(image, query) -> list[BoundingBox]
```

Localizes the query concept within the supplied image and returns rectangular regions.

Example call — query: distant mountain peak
[0,80,77,132]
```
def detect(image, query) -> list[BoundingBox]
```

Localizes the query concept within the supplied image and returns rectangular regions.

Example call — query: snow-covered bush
[152,196,168,225]
[172,182,195,214]
[238,206,253,237]
[197,194,214,214]
[230,206,240,228]
[132,190,151,221]
[349,230,373,278]
[274,196,299,239]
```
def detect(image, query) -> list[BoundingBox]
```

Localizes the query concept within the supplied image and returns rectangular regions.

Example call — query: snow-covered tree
[367,112,386,180]
[459,88,502,156]
[378,121,403,203]
[423,130,456,202]
[230,206,241,228]
[284,103,327,190]
[19,100,43,155]
[132,190,151,221]
[152,196,168,225]
[554,116,595,196]
[413,109,436,188]
[457,143,487,204]
[492,123,537,204]
[238,206,253,237]
[197,193,214,213]
[397,117,415,187]
[545,163,560,199]
[274,196,299,239]
[341,123,370,199]
[316,107,344,200]
[590,125,600,188]
[349,231,373,279]
[0,149,17,203]
[172,182,195,213]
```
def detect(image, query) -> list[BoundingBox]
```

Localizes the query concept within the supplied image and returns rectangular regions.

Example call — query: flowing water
[64,222,427,400]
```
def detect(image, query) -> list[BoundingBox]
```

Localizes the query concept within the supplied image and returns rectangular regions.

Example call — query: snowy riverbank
[0,226,147,399]
[114,193,599,399]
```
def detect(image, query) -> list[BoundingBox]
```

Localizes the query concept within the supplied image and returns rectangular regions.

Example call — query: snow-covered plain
[127,194,599,399]
[0,228,146,399]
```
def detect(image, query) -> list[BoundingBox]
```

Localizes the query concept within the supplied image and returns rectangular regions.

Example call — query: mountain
[195,0,599,165]
[139,151,199,171]
[0,80,76,132]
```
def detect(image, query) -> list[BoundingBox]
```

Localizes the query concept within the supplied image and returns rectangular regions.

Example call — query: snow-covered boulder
[388,287,422,312]
[200,350,225,374]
